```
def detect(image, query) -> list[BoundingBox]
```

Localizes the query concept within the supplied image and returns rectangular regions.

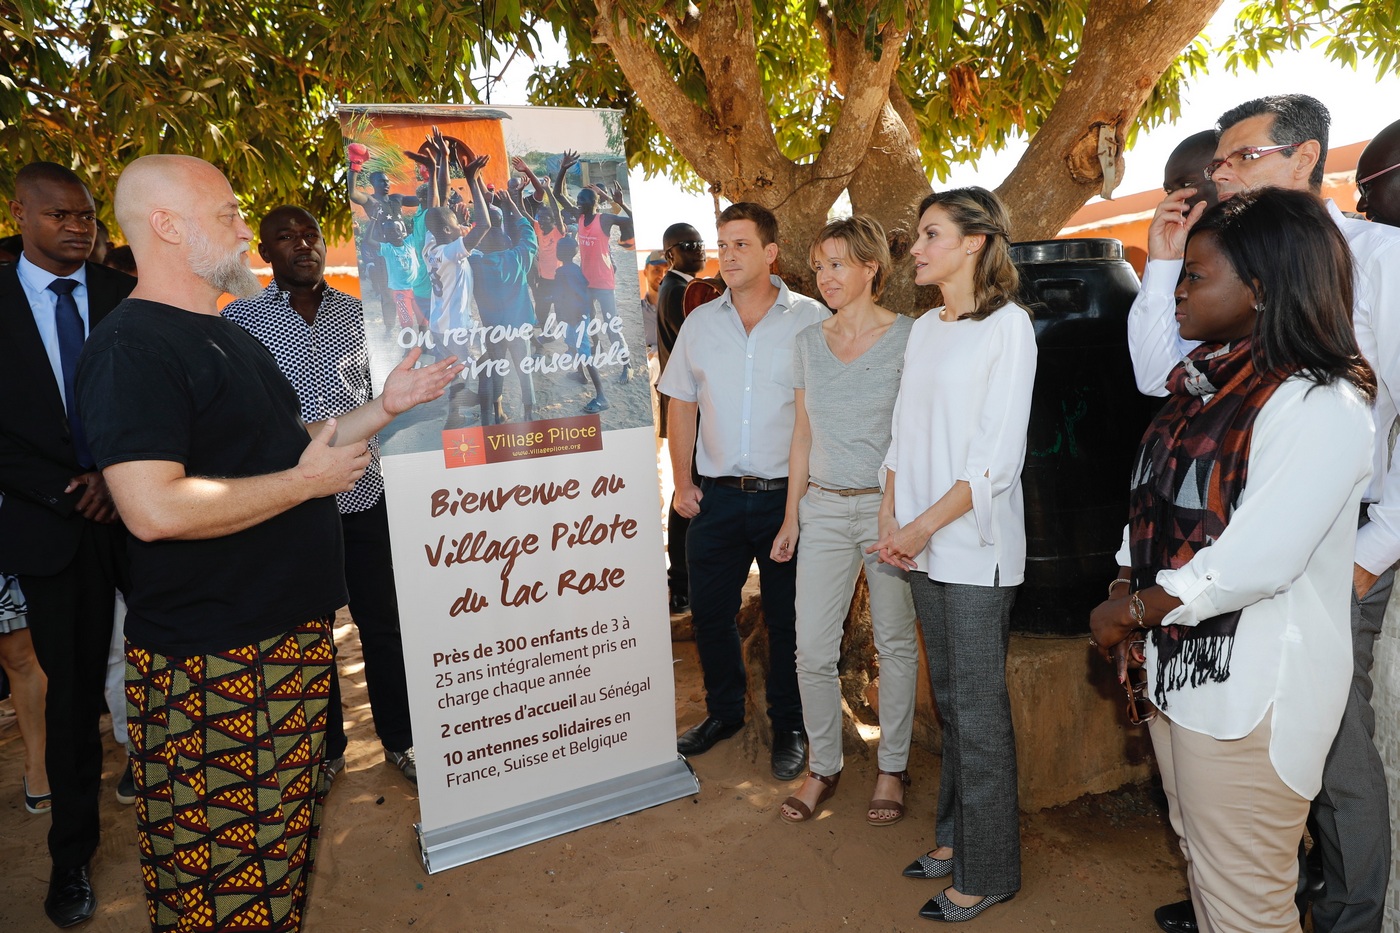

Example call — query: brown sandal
[867,769,911,826]
[779,771,841,823]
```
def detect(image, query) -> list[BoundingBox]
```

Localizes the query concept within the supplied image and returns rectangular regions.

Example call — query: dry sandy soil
[0,607,1196,933]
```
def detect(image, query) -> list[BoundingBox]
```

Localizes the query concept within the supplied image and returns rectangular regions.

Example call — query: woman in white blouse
[871,187,1035,924]
[1090,188,1375,933]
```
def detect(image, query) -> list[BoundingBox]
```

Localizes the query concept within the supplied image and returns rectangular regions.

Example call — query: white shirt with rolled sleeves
[657,275,829,479]
[1112,377,1373,797]
[1126,200,1400,574]
[882,303,1037,586]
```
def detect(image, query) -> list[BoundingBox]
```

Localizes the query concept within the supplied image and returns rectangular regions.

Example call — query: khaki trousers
[1150,708,1309,933]
[794,486,918,775]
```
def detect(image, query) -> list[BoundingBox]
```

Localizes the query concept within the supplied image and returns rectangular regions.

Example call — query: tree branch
[685,0,788,177]
[996,0,1225,240]
[807,19,909,188]
[598,0,789,200]
[592,0,729,180]
[656,1,701,57]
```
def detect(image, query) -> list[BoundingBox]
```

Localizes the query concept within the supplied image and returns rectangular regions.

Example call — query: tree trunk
[996,0,1225,240]
[770,201,831,299]
[593,0,905,299]
[846,85,941,316]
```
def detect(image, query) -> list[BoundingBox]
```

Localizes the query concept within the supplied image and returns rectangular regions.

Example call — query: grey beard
[187,226,262,298]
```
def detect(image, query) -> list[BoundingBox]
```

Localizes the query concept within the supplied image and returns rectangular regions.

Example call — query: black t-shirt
[77,298,346,655]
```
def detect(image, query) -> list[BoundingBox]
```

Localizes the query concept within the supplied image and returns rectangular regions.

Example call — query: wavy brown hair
[916,187,1020,321]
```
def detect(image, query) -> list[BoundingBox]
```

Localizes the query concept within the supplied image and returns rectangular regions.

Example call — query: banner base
[415,757,700,874]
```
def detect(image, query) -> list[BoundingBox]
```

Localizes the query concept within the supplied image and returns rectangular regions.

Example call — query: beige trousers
[794,486,918,775]
[1149,708,1309,933]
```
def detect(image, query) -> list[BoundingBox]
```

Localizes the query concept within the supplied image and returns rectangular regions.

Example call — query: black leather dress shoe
[770,730,808,781]
[669,593,690,614]
[677,717,744,756]
[45,863,96,928]
[1153,899,1197,933]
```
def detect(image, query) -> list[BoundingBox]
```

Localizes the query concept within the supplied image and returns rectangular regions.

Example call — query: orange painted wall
[352,113,510,203]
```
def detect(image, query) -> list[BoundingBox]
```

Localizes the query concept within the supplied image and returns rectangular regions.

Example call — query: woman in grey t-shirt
[770,215,917,826]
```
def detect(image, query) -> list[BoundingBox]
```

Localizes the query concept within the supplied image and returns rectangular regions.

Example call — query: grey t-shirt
[793,313,913,489]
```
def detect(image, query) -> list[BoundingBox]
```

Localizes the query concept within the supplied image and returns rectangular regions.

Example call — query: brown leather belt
[711,475,788,492]
[808,483,881,497]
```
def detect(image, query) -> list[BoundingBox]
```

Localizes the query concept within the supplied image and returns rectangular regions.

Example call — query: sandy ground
[0,411,1195,932]
[0,605,1196,933]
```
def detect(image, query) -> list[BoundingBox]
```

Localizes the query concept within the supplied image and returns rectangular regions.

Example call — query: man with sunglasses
[1356,119,1400,228]
[1128,94,1400,933]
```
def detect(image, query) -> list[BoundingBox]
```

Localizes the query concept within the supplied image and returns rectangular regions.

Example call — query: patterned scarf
[1127,338,1284,708]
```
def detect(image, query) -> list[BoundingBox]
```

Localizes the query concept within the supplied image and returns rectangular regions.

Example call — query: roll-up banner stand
[337,104,699,874]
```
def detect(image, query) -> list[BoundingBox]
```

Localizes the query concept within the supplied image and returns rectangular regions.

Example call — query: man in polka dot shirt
[224,206,419,787]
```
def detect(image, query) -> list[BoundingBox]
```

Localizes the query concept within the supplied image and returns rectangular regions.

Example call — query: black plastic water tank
[1011,238,1158,635]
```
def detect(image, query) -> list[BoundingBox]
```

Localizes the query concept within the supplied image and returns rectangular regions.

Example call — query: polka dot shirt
[223,283,383,514]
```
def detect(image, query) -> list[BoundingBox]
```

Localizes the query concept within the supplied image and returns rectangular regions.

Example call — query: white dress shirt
[1114,377,1373,797]
[17,253,90,409]
[658,275,829,479]
[1126,201,1400,572]
[883,303,1037,586]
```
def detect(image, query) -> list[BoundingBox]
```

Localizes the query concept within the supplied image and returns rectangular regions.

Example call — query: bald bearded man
[75,155,461,933]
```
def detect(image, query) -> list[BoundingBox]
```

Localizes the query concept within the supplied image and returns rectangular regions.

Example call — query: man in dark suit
[656,223,706,614]
[0,162,135,928]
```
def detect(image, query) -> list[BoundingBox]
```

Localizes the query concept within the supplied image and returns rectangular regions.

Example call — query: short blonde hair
[809,214,893,300]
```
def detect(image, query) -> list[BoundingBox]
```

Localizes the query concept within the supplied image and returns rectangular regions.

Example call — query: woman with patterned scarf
[1090,186,1376,933]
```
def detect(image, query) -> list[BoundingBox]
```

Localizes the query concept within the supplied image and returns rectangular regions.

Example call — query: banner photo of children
[336,104,696,873]
[339,104,653,459]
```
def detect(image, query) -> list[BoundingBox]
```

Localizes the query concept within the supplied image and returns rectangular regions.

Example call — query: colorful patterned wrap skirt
[126,616,335,933]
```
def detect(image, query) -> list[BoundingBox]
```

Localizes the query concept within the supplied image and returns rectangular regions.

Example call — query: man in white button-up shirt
[658,202,829,781]
[1127,94,1400,933]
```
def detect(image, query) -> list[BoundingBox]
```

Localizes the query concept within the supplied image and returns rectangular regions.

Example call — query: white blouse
[1115,376,1373,798]
[883,303,1037,586]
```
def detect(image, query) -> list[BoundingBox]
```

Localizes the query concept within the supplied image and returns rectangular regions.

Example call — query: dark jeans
[22,521,124,870]
[684,480,800,730]
[666,504,689,600]
[326,497,413,759]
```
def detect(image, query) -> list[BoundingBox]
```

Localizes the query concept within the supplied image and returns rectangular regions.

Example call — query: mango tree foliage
[532,0,1396,268]
[2,0,1397,262]
[0,0,540,235]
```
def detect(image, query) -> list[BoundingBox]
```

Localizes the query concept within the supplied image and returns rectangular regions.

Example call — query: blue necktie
[48,278,92,469]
